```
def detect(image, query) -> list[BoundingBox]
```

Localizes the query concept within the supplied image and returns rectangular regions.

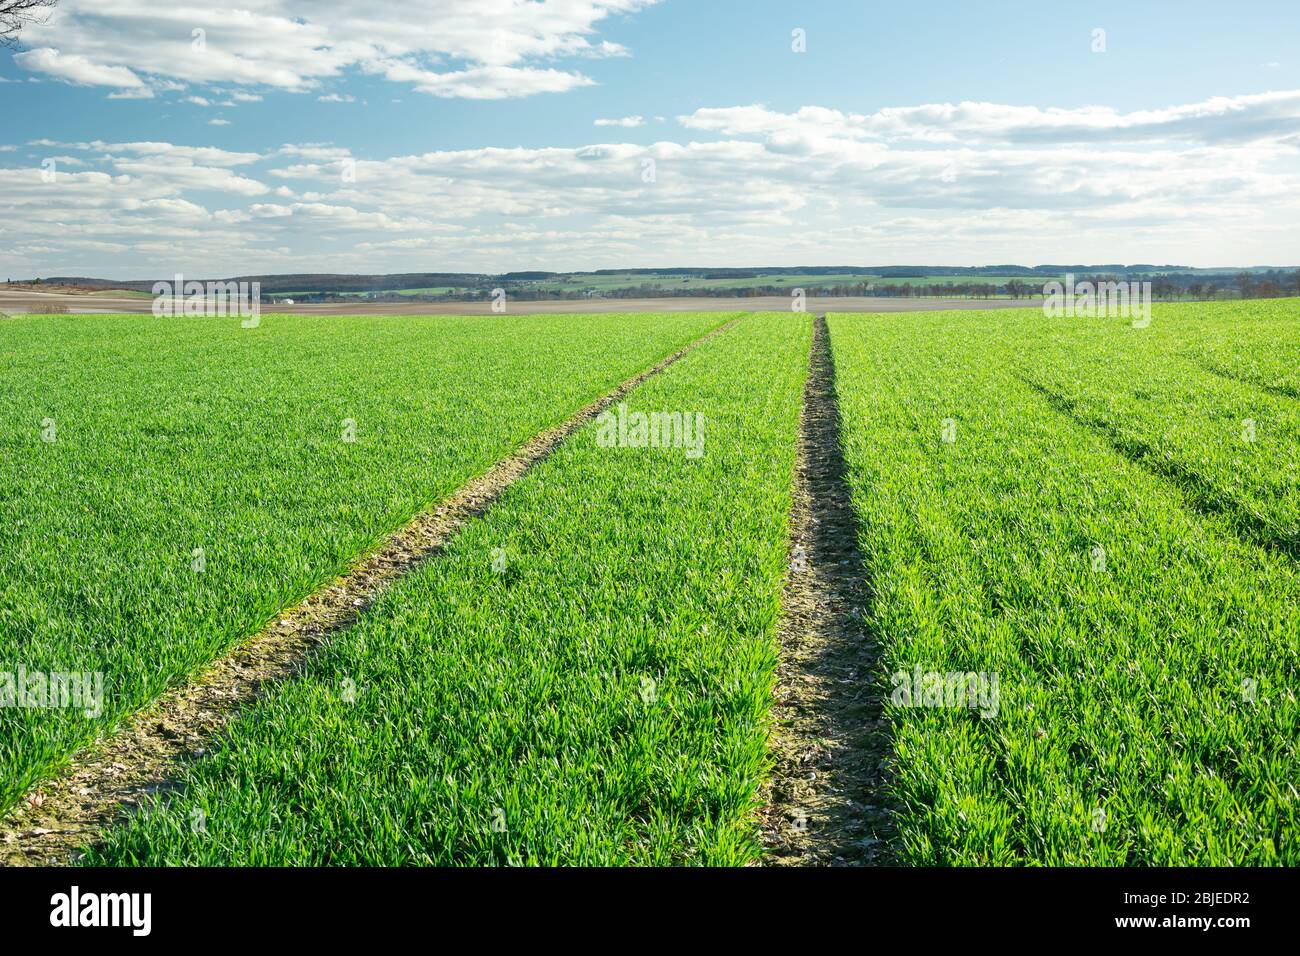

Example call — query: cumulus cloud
[15,0,656,100]
[14,48,146,89]
[4,87,1300,274]
[93,141,264,167]
[363,60,594,99]
[595,116,645,127]
[681,91,1300,147]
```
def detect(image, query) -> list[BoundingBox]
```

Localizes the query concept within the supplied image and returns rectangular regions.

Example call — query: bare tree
[1235,271,1254,300]
[0,0,55,47]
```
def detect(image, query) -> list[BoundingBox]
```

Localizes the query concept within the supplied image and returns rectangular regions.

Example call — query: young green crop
[0,310,727,814]
[1170,300,1300,399]
[829,302,1298,865]
[1011,300,1300,558]
[83,313,809,866]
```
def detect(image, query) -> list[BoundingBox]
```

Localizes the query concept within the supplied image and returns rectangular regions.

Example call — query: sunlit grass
[0,310,726,813]
[829,301,1298,865]
[84,314,809,866]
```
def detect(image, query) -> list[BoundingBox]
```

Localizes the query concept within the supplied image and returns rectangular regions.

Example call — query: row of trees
[1232,270,1300,299]
[291,272,1300,304]
[583,273,1300,301]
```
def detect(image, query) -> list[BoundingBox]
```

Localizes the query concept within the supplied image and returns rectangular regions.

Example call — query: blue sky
[3,0,1300,277]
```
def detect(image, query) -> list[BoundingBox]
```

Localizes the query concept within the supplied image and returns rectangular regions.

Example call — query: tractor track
[0,316,741,867]
[761,314,898,865]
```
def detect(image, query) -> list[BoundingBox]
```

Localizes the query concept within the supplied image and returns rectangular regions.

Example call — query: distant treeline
[15,267,1300,302]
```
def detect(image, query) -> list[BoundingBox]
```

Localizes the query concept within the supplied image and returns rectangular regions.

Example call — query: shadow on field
[1017,372,1300,561]
[762,315,900,866]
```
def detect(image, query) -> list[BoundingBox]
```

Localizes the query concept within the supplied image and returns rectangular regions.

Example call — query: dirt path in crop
[761,314,898,866]
[0,317,741,867]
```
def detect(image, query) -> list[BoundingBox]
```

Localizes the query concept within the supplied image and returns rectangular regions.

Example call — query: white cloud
[317,93,356,103]
[107,159,267,195]
[16,0,657,100]
[92,141,263,167]
[14,48,145,89]
[364,60,594,99]
[681,91,1300,147]
[595,116,645,128]
[5,87,1300,274]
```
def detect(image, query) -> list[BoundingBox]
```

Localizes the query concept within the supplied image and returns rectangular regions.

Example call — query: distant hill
[28,264,1296,292]
[17,265,1297,303]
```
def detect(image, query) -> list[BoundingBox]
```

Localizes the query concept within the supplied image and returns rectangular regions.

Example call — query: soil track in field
[0,316,741,867]
[761,314,898,865]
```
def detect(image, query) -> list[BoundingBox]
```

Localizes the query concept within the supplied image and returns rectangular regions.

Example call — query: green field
[830,301,1298,864]
[0,310,724,813]
[2,302,1296,867]
[84,313,808,865]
